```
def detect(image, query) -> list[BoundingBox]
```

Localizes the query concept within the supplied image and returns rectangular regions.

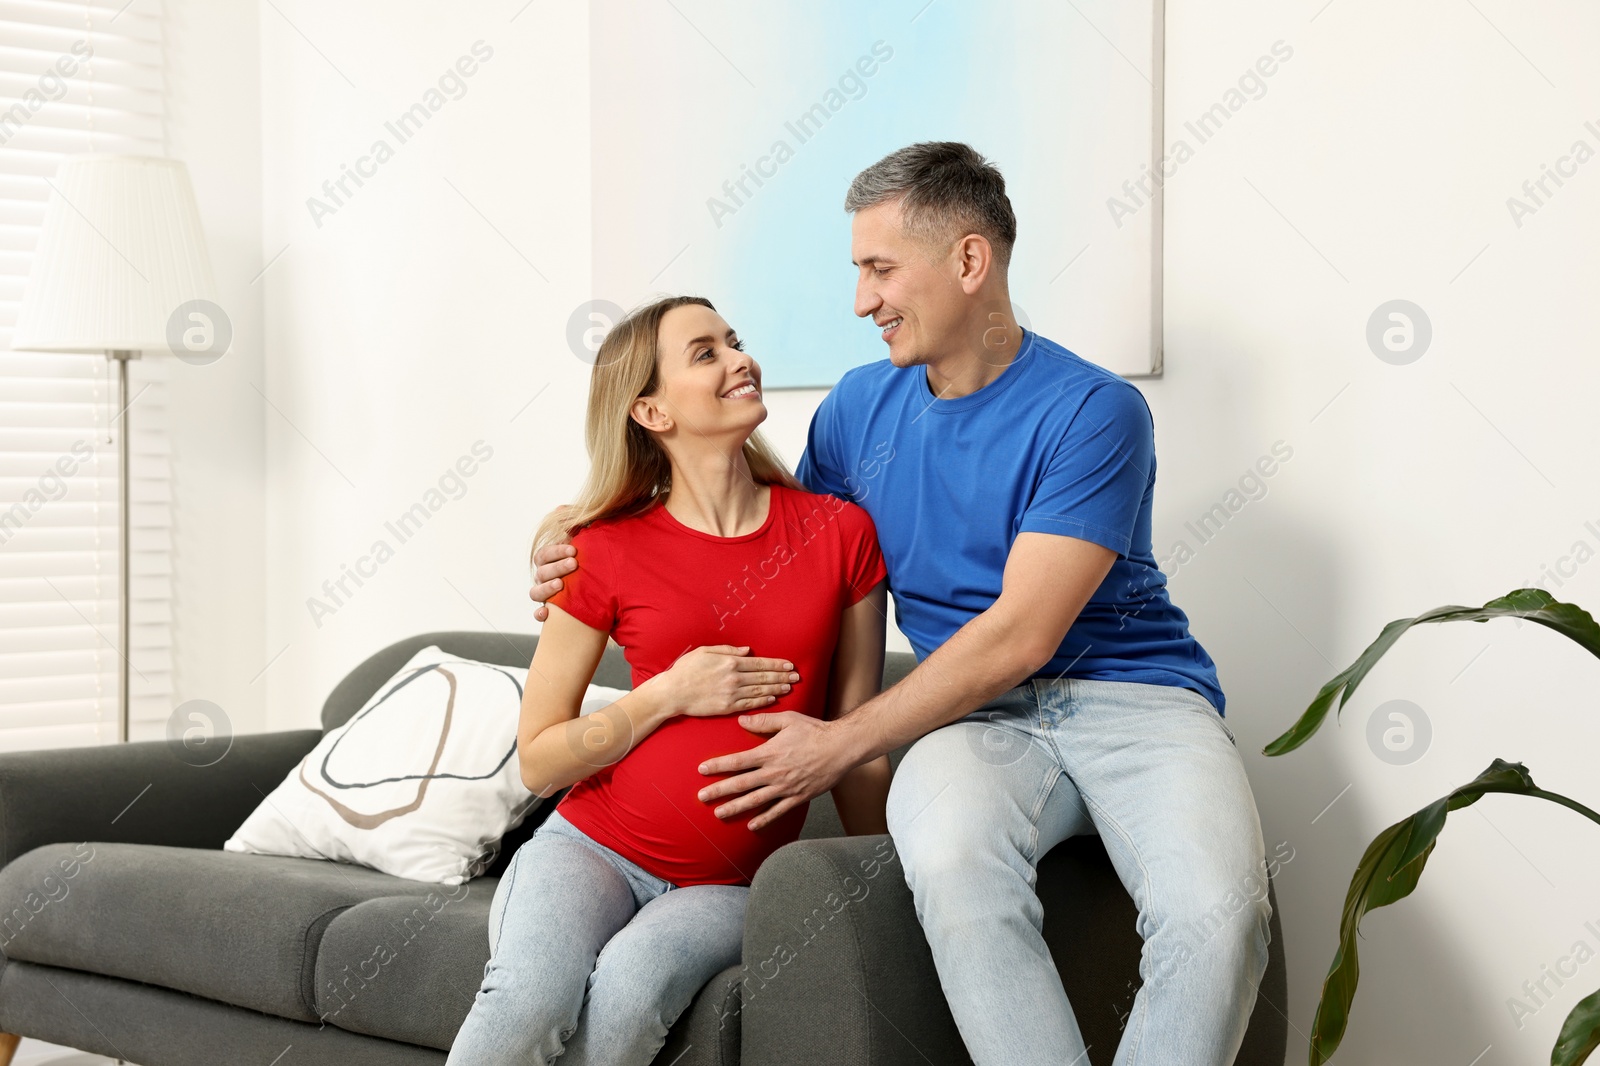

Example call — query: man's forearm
[832,606,1047,764]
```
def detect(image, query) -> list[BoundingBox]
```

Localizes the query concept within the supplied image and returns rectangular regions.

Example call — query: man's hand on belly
[695,712,854,831]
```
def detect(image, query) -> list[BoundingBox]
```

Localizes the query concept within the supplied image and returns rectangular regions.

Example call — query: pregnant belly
[560,714,810,886]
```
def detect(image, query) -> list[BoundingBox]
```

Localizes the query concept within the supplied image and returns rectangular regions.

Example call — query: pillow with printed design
[224,644,628,884]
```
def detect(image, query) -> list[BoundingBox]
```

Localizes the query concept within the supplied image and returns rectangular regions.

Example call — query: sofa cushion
[0,842,442,1024]
[312,885,493,1048]
[312,886,746,1061]
[0,959,447,1066]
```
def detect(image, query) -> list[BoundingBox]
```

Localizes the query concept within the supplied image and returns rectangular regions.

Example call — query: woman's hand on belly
[648,645,802,719]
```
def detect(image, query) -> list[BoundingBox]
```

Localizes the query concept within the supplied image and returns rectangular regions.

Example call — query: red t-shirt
[546,482,887,886]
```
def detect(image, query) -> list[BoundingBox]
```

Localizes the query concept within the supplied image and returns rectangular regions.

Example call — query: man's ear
[630,394,672,434]
[955,233,995,295]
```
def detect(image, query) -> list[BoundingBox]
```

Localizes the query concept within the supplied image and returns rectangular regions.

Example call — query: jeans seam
[1022,753,1059,874]
[1080,794,1153,1066]
[492,847,521,950]
[1028,684,1065,871]
[1038,681,1079,777]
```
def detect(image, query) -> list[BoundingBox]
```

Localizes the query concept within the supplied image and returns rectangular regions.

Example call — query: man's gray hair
[843,142,1017,269]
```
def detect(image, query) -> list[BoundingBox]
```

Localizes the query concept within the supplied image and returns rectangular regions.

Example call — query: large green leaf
[1266,589,1600,757]
[1309,759,1600,1065]
[1554,988,1600,1066]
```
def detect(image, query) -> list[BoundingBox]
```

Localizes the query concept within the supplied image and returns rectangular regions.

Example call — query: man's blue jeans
[446,809,748,1065]
[885,677,1272,1066]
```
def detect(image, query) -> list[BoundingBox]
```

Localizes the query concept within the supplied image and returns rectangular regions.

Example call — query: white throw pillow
[224,644,631,884]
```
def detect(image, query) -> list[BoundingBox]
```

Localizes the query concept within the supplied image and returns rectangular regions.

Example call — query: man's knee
[886,725,1061,880]
[884,723,996,834]
[1155,875,1273,983]
[887,770,984,876]
[888,797,1036,911]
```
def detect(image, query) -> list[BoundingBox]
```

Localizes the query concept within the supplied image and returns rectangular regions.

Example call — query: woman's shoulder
[775,484,877,534]
[567,503,661,546]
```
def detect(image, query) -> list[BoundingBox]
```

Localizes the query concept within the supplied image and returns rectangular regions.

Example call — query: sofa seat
[312,886,496,1049]
[310,884,745,1063]
[0,959,450,1066]
[0,842,446,1025]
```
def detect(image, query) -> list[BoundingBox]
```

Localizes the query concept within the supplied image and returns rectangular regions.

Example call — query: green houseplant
[1264,588,1600,1066]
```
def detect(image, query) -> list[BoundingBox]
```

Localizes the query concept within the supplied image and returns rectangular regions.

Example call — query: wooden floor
[0,1036,118,1066]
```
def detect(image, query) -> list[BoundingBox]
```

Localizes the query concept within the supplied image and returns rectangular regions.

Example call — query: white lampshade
[12,154,217,353]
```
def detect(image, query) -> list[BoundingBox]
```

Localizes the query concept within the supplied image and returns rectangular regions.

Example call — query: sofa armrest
[738,835,971,1066]
[0,729,322,869]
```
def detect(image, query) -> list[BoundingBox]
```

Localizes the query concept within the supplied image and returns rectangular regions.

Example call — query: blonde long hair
[531,295,801,568]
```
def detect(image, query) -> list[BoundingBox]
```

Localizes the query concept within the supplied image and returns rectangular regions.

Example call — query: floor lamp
[12,154,218,745]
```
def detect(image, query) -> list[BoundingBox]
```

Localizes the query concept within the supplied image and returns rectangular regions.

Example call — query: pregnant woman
[446,295,891,1065]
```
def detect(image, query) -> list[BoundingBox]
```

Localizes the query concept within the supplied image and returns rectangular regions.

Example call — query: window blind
[0,0,171,752]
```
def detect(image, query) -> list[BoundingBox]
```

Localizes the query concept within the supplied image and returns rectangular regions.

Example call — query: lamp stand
[109,349,140,745]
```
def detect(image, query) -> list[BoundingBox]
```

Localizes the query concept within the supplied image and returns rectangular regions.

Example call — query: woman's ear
[630,395,673,434]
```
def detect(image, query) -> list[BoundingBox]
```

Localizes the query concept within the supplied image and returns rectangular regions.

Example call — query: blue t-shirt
[795,329,1226,715]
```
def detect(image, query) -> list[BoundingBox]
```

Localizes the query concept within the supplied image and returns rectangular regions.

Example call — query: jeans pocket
[1171,687,1236,747]
[1202,704,1237,747]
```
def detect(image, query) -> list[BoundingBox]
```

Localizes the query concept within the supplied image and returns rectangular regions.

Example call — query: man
[532,142,1270,1065]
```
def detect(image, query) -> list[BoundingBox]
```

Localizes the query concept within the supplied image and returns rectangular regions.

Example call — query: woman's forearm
[823,584,892,834]
[831,755,891,835]
[520,681,674,795]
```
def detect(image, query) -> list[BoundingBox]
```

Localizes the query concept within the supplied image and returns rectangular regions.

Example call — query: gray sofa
[0,631,1287,1065]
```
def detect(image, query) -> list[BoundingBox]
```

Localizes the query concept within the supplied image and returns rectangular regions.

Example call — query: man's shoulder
[826,358,902,408]
[818,337,1148,426]
[1024,331,1145,406]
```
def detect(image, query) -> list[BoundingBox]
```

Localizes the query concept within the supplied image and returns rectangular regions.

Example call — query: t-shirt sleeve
[796,387,850,499]
[544,526,618,633]
[836,501,889,607]
[1018,381,1154,557]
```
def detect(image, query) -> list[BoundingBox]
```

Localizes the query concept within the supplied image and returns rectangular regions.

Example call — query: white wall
[1157,2,1600,1063]
[239,2,1600,1063]
[256,2,592,731]
[160,0,268,738]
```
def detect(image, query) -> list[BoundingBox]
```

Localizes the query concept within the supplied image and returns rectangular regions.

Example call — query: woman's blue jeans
[886,677,1272,1066]
[446,809,749,1065]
